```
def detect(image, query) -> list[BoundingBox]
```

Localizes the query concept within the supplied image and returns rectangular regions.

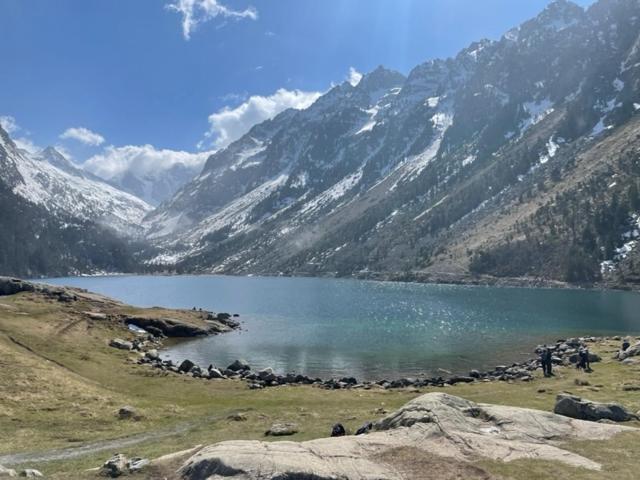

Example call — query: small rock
[145,349,159,361]
[19,471,42,478]
[331,423,346,437]
[117,406,140,421]
[178,359,196,373]
[574,379,590,386]
[227,359,250,372]
[109,339,133,351]
[266,423,299,436]
[127,458,149,473]
[228,412,248,422]
[622,384,640,392]
[258,368,276,382]
[355,422,373,435]
[207,368,225,379]
[0,465,17,477]
[101,454,128,477]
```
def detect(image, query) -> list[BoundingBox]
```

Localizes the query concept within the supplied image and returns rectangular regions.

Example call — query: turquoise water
[43,275,640,380]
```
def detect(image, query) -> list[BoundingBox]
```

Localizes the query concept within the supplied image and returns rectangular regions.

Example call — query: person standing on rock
[622,338,631,352]
[540,347,549,377]
[544,347,553,377]
[583,347,592,372]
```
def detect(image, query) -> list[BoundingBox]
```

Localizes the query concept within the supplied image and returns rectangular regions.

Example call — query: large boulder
[180,393,635,479]
[554,394,638,422]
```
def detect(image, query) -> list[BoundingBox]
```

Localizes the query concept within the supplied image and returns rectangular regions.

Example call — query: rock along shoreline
[131,330,640,391]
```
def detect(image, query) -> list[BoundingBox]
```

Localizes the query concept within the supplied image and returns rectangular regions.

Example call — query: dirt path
[0,414,221,466]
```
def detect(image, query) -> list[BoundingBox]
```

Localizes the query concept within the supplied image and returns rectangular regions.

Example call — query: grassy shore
[0,287,639,479]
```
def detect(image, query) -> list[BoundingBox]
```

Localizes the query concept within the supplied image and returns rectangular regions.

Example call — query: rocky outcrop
[179,393,636,479]
[123,314,238,338]
[553,394,639,422]
[0,277,80,303]
[0,278,35,296]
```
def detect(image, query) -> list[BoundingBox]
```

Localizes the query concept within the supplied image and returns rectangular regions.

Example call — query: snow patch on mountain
[0,134,152,235]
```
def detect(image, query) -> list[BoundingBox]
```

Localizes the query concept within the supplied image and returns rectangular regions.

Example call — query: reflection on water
[43,275,640,379]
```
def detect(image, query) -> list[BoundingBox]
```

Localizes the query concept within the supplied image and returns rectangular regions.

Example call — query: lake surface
[42,275,640,380]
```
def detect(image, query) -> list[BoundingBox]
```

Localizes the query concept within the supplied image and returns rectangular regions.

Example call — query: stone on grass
[127,458,149,473]
[227,412,248,422]
[109,339,133,351]
[101,454,128,477]
[265,423,299,436]
[0,465,17,477]
[19,471,42,478]
[117,406,140,420]
[100,454,149,477]
[554,394,638,422]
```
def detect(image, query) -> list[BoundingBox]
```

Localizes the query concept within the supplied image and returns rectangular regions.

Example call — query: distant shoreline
[33,270,640,293]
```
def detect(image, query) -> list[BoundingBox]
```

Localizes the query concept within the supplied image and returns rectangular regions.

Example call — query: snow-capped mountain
[0,128,152,235]
[144,0,640,287]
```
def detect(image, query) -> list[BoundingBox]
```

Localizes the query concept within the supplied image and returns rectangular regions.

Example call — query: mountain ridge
[142,0,640,289]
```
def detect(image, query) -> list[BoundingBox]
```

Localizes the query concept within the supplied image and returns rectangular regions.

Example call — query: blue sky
[0,0,594,173]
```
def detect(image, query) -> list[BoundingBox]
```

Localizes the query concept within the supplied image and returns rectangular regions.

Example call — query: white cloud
[60,127,105,146]
[166,0,257,40]
[14,137,40,154]
[84,144,211,181]
[0,115,40,153]
[0,115,19,135]
[203,88,321,149]
[348,67,363,87]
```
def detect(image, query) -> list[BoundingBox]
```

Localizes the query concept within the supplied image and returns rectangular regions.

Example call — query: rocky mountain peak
[533,0,585,29]
[356,66,406,93]
[35,146,97,179]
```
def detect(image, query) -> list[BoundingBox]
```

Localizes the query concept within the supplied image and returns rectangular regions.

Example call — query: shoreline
[33,270,640,294]
[138,331,637,392]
